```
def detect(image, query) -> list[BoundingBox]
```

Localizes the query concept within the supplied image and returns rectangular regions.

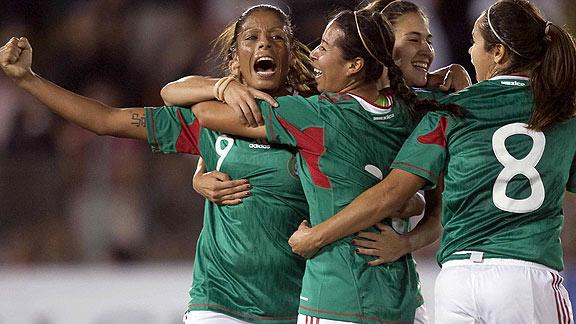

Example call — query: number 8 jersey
[392,76,576,271]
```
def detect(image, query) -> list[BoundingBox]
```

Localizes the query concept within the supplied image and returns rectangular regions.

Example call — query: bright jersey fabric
[146,106,309,323]
[392,76,576,271]
[259,92,423,323]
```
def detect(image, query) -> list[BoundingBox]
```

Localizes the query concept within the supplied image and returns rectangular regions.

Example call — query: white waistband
[444,251,558,274]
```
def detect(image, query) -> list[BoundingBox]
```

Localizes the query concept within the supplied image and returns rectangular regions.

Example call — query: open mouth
[314,68,323,79]
[254,56,277,78]
[412,62,429,72]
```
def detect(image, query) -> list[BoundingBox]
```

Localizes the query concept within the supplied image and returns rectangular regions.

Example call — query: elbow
[160,85,174,106]
[192,102,210,127]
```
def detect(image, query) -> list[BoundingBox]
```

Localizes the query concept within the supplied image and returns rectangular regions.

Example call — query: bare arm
[1,37,147,140]
[162,75,277,127]
[354,186,442,266]
[427,64,472,92]
[192,101,267,139]
[288,169,426,258]
[192,158,251,205]
[397,191,425,219]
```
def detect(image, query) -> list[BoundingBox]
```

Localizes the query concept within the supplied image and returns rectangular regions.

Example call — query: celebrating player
[0,5,315,323]
[190,8,464,323]
[287,0,576,323]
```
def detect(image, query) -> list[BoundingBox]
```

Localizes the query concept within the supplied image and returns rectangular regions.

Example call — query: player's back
[437,76,576,270]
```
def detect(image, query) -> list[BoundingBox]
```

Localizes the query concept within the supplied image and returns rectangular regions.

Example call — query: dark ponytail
[479,0,576,130]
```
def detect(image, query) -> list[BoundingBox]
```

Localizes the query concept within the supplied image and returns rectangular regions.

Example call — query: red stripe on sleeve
[175,110,201,155]
[417,116,448,147]
[277,117,331,188]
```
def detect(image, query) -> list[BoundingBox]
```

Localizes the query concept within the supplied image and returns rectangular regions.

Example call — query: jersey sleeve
[145,106,201,155]
[259,95,323,148]
[391,111,449,189]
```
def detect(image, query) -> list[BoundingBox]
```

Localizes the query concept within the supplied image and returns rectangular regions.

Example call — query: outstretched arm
[288,169,426,258]
[1,37,147,139]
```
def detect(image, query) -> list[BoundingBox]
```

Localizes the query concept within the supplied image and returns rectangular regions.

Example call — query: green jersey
[392,76,576,271]
[260,92,422,323]
[146,106,308,323]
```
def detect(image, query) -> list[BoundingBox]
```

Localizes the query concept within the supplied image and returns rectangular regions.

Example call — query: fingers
[299,220,311,229]
[354,231,382,241]
[252,89,278,107]
[374,222,394,233]
[208,171,231,182]
[236,102,258,127]
[352,238,379,249]
[367,258,388,267]
[17,37,30,50]
[438,70,453,92]
[246,96,264,126]
[219,198,243,206]
[1,37,22,66]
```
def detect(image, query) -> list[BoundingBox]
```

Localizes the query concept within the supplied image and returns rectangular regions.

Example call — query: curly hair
[211,4,316,96]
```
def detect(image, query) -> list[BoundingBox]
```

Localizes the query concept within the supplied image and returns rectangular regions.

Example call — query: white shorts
[435,254,573,324]
[183,310,251,324]
[297,304,428,324]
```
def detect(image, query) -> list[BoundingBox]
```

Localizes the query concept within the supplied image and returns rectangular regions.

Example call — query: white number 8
[215,135,234,171]
[492,123,545,213]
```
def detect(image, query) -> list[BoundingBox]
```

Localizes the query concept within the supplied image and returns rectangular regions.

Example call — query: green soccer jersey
[392,76,576,271]
[259,92,422,323]
[146,106,309,323]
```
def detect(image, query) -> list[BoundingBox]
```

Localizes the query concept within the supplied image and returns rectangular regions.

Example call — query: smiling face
[232,10,291,92]
[391,12,434,87]
[469,15,496,81]
[309,20,352,93]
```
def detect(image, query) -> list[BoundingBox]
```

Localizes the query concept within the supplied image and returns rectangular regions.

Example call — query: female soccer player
[366,0,471,92]
[0,5,316,323]
[188,0,472,208]
[288,0,576,323]
[190,8,464,323]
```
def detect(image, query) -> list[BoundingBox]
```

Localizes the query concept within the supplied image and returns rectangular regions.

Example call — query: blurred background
[0,0,575,323]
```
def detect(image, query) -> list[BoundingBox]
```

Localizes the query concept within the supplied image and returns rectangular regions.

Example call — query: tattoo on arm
[131,113,146,127]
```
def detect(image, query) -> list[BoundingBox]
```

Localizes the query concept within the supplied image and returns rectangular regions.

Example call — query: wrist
[15,70,38,89]
[309,224,329,250]
[213,76,234,102]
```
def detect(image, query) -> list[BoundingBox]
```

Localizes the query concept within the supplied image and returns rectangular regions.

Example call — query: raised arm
[192,101,267,139]
[427,64,472,92]
[288,168,426,258]
[0,37,147,140]
[162,75,278,127]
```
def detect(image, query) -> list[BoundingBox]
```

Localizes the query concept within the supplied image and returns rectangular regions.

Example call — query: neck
[341,80,380,102]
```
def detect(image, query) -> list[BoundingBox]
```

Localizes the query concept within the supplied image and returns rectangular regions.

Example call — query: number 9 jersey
[392,76,576,271]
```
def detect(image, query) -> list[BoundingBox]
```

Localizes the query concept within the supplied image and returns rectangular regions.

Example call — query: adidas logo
[249,143,271,149]
[374,113,395,121]
[501,80,526,86]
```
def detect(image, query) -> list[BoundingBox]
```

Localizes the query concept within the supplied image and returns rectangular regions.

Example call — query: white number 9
[215,135,234,171]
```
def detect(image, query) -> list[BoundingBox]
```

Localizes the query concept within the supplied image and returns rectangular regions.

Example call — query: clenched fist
[0,37,33,81]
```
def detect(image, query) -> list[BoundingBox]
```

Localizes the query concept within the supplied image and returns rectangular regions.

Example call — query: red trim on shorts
[188,303,297,321]
[299,305,394,323]
[551,273,571,324]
